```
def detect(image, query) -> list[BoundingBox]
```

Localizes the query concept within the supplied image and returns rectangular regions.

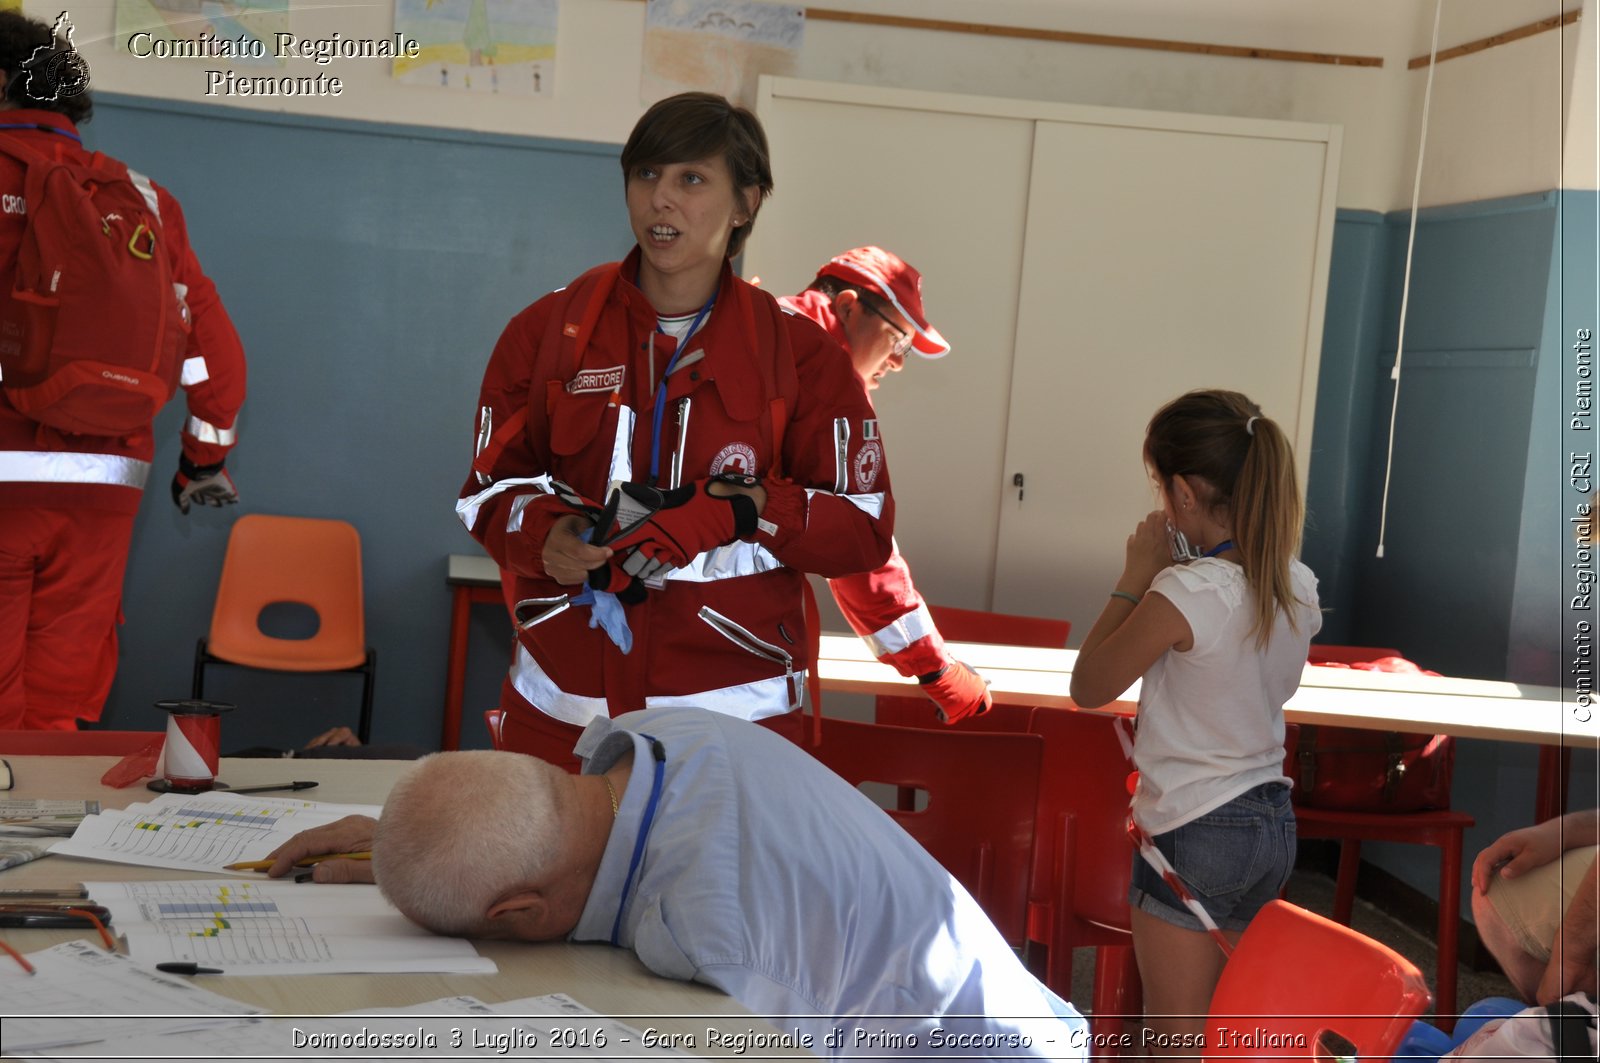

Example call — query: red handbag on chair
[1292,650,1454,812]
[1291,726,1454,812]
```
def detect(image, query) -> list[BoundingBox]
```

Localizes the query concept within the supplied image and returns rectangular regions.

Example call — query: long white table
[818,634,1587,748]
[0,756,801,1055]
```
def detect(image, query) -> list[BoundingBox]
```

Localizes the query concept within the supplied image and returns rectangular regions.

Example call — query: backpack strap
[471,263,622,484]
[1546,996,1597,1063]
[756,291,799,480]
[0,128,48,166]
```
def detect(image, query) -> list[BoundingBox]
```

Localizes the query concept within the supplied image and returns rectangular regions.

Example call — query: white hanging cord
[1376,0,1444,560]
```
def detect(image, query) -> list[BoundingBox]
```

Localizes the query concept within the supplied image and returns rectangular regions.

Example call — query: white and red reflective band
[1114,717,1234,957]
[183,415,236,446]
[0,450,150,488]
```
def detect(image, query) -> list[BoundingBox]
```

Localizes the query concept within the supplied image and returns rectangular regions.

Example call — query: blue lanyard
[609,734,667,947]
[1202,539,1235,558]
[647,296,714,485]
[0,122,80,143]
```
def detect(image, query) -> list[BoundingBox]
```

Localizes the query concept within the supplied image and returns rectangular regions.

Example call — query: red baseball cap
[815,246,949,358]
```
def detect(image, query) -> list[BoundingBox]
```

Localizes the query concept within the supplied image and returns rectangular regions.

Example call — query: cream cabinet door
[992,116,1338,634]
[750,78,1338,641]
[747,81,1036,612]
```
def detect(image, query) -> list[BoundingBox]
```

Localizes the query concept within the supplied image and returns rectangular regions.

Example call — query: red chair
[0,730,164,756]
[870,606,1141,1044]
[1026,706,1141,1044]
[810,715,1043,946]
[1205,899,1430,1061]
[1290,643,1473,1027]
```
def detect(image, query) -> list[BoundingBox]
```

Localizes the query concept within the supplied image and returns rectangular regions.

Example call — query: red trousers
[0,507,135,729]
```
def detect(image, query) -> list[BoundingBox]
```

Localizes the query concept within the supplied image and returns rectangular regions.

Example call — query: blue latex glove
[573,525,633,653]
[571,586,632,654]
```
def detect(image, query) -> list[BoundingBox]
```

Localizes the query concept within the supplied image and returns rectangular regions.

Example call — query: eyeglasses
[860,300,913,357]
[0,906,115,975]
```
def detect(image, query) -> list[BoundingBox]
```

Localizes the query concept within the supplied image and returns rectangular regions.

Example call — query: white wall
[45,0,1583,213]
[1395,1,1581,209]
[1565,0,1598,191]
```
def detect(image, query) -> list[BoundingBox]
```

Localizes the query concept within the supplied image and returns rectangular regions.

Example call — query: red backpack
[0,129,187,436]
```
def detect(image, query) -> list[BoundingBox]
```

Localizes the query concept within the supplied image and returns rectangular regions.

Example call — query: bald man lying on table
[267,706,1085,1058]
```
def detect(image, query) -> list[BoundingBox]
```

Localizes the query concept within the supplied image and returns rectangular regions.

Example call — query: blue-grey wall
[82,94,629,752]
[1304,190,1598,911]
[1355,194,1553,679]
[1303,209,1387,645]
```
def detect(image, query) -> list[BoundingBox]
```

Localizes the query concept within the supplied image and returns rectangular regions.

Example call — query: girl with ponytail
[1070,389,1321,1052]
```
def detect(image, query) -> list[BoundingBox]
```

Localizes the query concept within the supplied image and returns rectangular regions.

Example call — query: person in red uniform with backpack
[0,12,246,730]
[780,248,992,724]
[459,93,892,767]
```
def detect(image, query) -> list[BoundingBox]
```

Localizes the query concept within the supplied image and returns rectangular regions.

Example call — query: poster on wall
[641,0,803,110]
[391,0,556,96]
[114,0,289,67]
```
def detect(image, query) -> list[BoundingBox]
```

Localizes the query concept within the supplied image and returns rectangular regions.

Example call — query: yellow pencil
[223,851,372,872]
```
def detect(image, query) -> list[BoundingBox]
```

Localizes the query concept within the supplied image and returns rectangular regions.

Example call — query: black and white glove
[171,457,238,514]
[597,479,758,582]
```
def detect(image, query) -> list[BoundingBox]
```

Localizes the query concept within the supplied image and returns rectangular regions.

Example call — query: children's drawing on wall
[641,0,803,109]
[115,0,288,66]
[392,0,556,96]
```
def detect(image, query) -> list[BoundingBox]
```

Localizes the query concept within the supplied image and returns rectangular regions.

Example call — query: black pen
[156,962,223,976]
[224,781,318,795]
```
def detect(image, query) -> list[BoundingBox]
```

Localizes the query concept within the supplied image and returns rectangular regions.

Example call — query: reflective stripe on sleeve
[456,474,557,531]
[862,601,938,658]
[0,451,151,488]
[803,487,886,519]
[180,356,209,386]
[184,416,236,446]
[507,494,536,534]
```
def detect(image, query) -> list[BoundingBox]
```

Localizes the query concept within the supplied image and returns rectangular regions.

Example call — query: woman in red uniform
[458,93,892,766]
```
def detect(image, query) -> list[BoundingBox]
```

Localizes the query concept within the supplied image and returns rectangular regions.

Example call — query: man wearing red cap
[780,248,991,724]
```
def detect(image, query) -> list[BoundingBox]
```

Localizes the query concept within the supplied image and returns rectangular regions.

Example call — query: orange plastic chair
[0,730,163,756]
[1290,643,1472,1027]
[1026,706,1141,1044]
[1205,899,1430,1061]
[192,514,377,742]
[810,715,1043,945]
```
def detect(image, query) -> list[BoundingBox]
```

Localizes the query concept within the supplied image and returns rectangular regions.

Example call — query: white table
[0,756,802,1055]
[818,633,1593,821]
[818,634,1585,747]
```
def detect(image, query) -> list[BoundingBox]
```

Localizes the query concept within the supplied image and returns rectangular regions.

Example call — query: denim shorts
[1129,782,1296,932]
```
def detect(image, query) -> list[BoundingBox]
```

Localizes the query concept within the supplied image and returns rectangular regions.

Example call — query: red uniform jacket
[0,110,246,513]
[460,253,893,723]
[780,290,952,679]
